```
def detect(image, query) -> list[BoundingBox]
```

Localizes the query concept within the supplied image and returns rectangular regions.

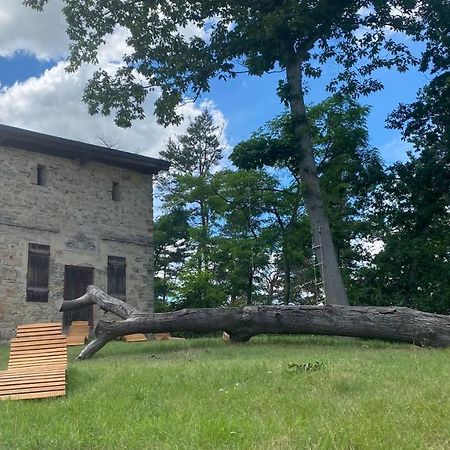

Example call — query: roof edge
[0,123,170,175]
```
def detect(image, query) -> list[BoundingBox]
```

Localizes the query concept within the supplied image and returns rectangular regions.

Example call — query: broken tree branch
[63,286,450,360]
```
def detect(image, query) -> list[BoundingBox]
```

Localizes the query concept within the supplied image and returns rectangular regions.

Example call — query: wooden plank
[11,340,67,348]
[16,330,61,338]
[16,331,62,337]
[17,323,61,330]
[1,366,66,375]
[16,330,62,336]
[0,367,65,376]
[0,377,64,386]
[123,334,147,342]
[1,385,66,395]
[10,336,66,344]
[67,341,86,346]
[0,375,65,385]
[9,363,67,370]
[9,359,67,366]
[10,347,67,354]
[0,383,66,393]
[9,358,67,365]
[9,353,67,360]
[9,356,67,363]
[17,325,62,331]
[12,335,66,342]
[9,356,67,364]
[1,390,66,401]
[10,356,67,363]
[11,345,67,353]
[17,325,61,330]
[1,379,65,389]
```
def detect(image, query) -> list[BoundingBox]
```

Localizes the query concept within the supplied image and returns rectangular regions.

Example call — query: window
[107,256,126,300]
[26,243,50,302]
[37,165,46,186]
[112,182,120,201]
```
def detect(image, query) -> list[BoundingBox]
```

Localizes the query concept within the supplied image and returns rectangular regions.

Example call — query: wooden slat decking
[0,323,67,401]
[66,321,90,346]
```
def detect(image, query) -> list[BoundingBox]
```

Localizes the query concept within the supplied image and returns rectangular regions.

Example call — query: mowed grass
[0,336,449,450]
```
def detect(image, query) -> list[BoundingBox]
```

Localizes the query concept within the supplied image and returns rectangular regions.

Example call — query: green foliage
[176,270,227,308]
[231,94,384,303]
[25,0,443,126]
[354,27,450,314]
[353,147,450,314]
[287,361,325,373]
[153,209,190,306]
[25,0,449,310]
[160,110,223,175]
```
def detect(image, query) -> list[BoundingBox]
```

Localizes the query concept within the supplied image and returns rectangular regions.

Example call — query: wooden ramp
[0,367,66,400]
[0,323,67,401]
[123,334,147,342]
[8,335,67,370]
[67,321,90,346]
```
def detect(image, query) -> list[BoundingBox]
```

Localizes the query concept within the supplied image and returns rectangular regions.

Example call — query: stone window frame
[107,256,126,301]
[26,243,50,302]
[112,181,121,201]
[36,164,47,186]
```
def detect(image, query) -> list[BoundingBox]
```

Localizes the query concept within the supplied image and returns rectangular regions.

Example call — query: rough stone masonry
[0,124,169,340]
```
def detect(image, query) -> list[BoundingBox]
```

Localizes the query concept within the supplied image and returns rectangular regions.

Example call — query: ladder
[312,227,325,303]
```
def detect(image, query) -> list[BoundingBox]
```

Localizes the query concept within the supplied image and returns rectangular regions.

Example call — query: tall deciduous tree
[359,14,450,313]
[232,95,383,303]
[26,0,445,305]
[212,169,276,305]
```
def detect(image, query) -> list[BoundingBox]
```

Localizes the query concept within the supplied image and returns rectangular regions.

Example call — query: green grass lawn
[0,336,449,450]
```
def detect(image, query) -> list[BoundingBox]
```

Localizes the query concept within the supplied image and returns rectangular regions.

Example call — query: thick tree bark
[62,286,450,360]
[286,59,349,306]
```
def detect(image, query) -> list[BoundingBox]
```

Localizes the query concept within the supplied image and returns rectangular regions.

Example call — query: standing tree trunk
[286,59,349,306]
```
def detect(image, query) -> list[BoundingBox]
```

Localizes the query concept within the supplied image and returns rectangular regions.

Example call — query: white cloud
[0,0,68,60]
[0,5,229,159]
[0,59,227,158]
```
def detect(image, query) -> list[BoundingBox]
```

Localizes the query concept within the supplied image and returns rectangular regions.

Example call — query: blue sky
[0,1,427,166]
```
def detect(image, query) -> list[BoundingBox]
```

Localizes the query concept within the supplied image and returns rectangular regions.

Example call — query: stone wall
[0,145,155,341]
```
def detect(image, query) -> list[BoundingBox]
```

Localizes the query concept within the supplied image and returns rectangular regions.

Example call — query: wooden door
[63,266,94,328]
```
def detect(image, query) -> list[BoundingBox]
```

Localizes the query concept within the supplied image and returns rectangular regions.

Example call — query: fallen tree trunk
[61,286,450,360]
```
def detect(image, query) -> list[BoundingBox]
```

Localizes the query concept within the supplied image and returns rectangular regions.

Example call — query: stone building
[0,124,169,340]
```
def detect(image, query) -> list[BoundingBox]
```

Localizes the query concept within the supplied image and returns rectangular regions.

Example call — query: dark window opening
[108,256,126,300]
[112,182,120,201]
[26,243,50,302]
[37,164,46,186]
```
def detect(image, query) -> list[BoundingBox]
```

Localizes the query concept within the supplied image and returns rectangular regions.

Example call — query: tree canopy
[25,0,449,307]
[25,0,442,126]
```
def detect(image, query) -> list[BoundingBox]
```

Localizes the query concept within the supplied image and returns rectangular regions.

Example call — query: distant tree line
[154,92,450,314]
[25,0,448,313]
